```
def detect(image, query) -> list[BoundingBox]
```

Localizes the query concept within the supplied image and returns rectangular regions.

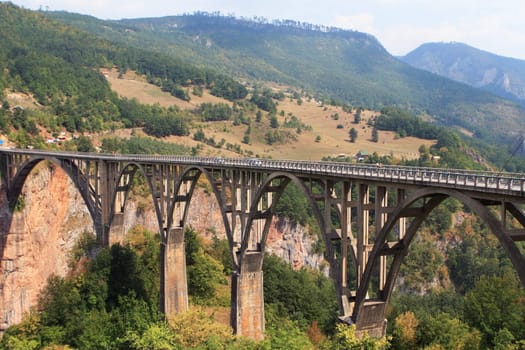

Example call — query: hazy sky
[5,0,525,60]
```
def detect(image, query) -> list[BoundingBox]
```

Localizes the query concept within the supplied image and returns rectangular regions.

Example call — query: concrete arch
[0,157,98,332]
[170,166,227,230]
[7,156,99,235]
[167,166,199,229]
[107,162,170,241]
[240,171,349,281]
[356,187,525,321]
[168,166,235,264]
[108,162,139,223]
[241,173,321,262]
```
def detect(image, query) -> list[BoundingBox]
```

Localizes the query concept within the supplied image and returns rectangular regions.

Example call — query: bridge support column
[232,252,265,340]
[161,227,188,316]
[108,212,125,246]
[355,302,387,338]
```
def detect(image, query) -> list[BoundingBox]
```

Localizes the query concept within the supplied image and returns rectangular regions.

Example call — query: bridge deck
[2,148,524,201]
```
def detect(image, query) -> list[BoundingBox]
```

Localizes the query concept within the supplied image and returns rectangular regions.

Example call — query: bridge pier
[108,212,125,245]
[354,301,388,338]
[161,227,188,317]
[231,252,265,340]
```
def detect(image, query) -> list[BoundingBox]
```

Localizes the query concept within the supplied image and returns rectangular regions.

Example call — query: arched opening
[108,162,163,244]
[256,175,341,335]
[244,173,330,270]
[175,166,234,326]
[357,187,525,342]
[240,173,362,334]
[1,160,96,331]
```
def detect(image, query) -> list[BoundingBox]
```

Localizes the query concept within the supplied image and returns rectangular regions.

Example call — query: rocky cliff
[0,162,324,330]
[0,163,94,330]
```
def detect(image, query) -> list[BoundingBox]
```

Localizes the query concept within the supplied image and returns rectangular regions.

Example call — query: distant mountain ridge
[401,42,525,103]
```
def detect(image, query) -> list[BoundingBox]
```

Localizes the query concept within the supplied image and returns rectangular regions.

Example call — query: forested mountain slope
[0,3,246,147]
[401,42,525,103]
[46,12,525,146]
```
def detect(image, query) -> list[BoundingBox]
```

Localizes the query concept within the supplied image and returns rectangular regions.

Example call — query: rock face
[0,163,325,331]
[0,163,94,330]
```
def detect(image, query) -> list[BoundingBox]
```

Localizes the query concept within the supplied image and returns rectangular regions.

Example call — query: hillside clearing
[104,70,434,161]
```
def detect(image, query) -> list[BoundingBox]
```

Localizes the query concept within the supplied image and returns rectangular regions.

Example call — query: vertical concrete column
[397,189,407,239]
[339,181,353,316]
[98,160,119,247]
[357,184,369,281]
[108,212,125,246]
[161,227,188,316]
[231,252,265,340]
[375,186,388,290]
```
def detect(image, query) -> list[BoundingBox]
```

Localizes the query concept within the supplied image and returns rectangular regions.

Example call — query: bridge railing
[2,148,525,197]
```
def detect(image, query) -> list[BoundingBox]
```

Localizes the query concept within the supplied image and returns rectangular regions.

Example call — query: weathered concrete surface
[355,301,388,339]
[231,253,265,340]
[108,212,125,246]
[161,227,188,316]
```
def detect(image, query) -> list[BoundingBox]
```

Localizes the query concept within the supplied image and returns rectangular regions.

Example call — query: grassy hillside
[46,12,525,146]
[105,68,433,160]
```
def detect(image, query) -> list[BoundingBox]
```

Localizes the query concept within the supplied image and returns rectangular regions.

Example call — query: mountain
[401,42,525,103]
[0,3,248,142]
[45,12,525,145]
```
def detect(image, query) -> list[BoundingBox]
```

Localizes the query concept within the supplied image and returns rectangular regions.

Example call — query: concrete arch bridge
[1,148,525,339]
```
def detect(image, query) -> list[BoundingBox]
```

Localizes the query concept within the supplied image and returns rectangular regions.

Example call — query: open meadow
[106,70,434,161]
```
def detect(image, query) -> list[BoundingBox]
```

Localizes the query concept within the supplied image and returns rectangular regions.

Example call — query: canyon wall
[0,163,324,331]
[0,164,94,330]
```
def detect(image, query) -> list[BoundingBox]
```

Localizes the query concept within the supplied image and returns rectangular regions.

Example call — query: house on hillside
[355,150,369,162]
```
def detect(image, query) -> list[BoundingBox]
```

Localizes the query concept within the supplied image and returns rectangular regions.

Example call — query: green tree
[143,114,189,137]
[353,110,361,124]
[242,125,251,144]
[349,128,358,142]
[199,102,232,121]
[185,228,225,303]
[417,313,481,350]
[263,254,338,333]
[372,128,378,142]
[192,85,203,97]
[168,307,235,348]
[122,322,177,350]
[319,324,390,350]
[270,113,279,128]
[446,228,508,294]
[265,308,315,350]
[75,135,95,152]
[463,273,525,347]
[274,183,312,226]
[193,128,205,141]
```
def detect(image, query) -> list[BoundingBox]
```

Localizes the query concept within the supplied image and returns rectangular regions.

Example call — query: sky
[4,0,525,60]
